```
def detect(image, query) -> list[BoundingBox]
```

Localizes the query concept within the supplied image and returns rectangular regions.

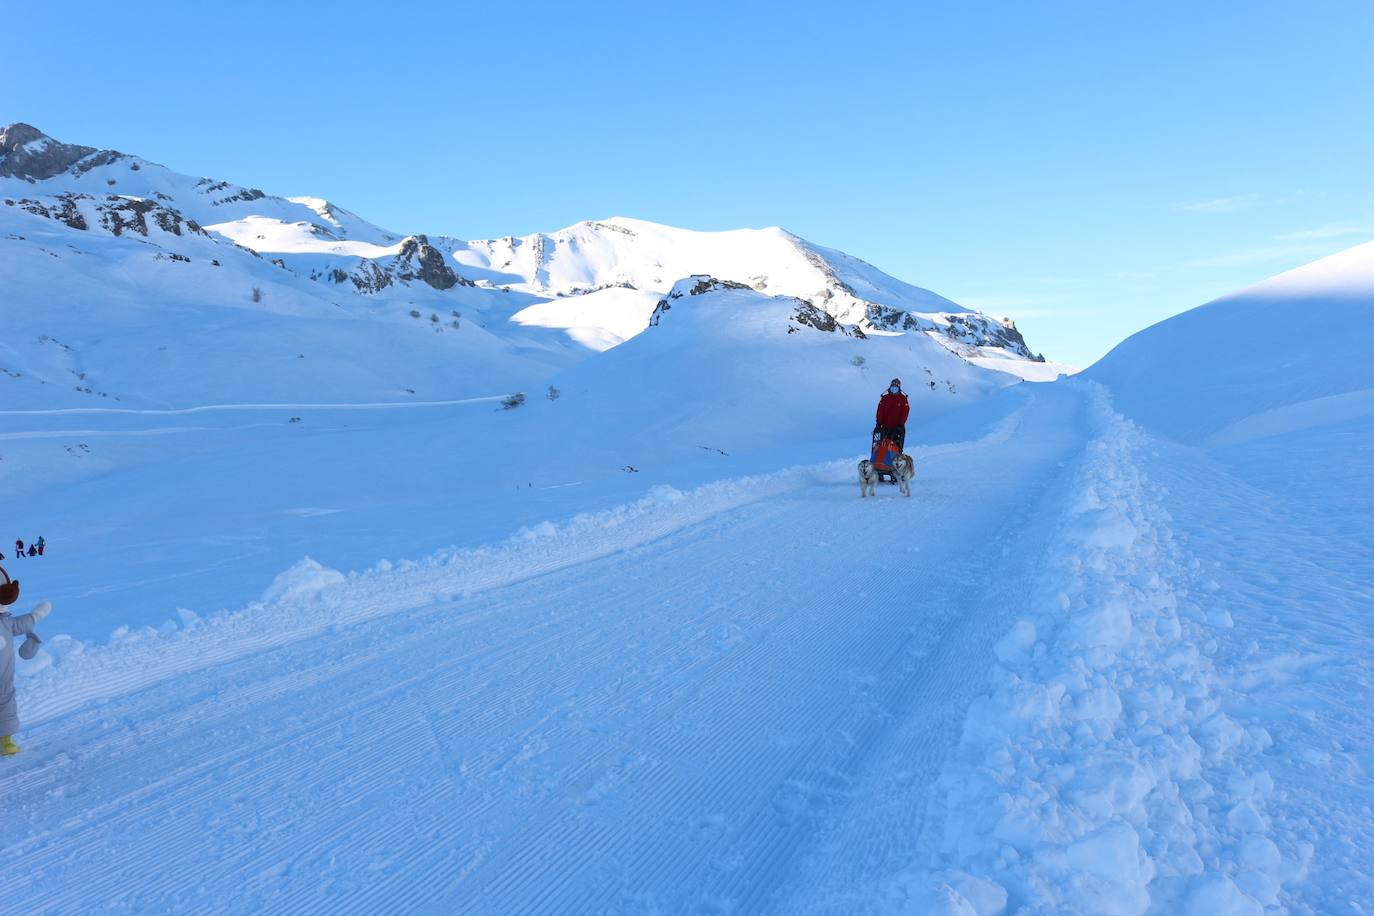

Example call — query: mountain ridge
[1,122,1057,415]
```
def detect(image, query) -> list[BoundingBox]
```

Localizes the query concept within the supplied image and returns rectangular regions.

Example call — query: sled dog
[858,459,879,497]
[892,453,915,497]
[860,454,915,498]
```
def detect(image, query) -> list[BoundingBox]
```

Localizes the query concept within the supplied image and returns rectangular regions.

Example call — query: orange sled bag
[870,437,901,472]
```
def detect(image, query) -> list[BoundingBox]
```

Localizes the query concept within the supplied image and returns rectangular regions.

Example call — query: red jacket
[876,390,910,428]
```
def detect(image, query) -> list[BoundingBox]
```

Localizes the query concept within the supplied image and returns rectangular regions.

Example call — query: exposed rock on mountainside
[390,235,467,291]
[791,301,865,336]
[650,275,866,339]
[944,314,1042,360]
[649,276,754,326]
[100,197,206,238]
[348,260,393,293]
[5,194,88,230]
[0,122,113,181]
[867,304,1043,360]
[4,192,208,239]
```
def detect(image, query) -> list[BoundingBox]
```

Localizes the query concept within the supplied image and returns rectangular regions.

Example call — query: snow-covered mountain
[0,122,1056,415]
[542,275,1001,453]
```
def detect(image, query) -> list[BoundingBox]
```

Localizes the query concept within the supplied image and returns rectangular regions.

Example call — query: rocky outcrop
[194,179,268,207]
[865,303,926,333]
[649,276,867,338]
[0,123,112,181]
[69,150,127,177]
[650,275,754,326]
[391,235,464,290]
[338,236,472,294]
[349,260,393,293]
[866,304,1042,360]
[4,194,89,230]
[679,276,753,298]
[787,301,866,337]
[3,192,207,239]
[99,197,207,238]
[941,314,1042,360]
[563,280,638,297]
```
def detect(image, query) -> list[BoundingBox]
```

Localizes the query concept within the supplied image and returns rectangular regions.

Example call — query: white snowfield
[7,372,1369,913]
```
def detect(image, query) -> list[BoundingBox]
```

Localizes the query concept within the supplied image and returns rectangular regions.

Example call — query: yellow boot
[0,736,18,756]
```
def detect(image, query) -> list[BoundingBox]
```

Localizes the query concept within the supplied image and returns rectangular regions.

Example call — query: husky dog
[858,459,879,498]
[892,453,915,497]
[861,454,915,498]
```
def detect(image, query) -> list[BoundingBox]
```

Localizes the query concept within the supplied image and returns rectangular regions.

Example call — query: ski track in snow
[1,388,1078,912]
[0,396,509,418]
[0,383,1354,912]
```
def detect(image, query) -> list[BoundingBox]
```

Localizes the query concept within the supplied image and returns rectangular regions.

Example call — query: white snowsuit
[0,611,39,735]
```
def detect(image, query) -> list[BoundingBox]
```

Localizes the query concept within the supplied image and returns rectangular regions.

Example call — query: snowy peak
[0,123,400,245]
[0,122,117,181]
[449,217,1044,358]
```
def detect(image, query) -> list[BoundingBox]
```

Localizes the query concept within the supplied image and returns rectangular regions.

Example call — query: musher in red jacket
[874,378,910,451]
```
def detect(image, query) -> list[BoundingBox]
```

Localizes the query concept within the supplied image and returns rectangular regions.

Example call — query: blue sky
[9,0,1373,366]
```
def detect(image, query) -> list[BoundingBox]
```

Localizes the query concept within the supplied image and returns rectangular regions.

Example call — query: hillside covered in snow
[2,120,1370,914]
[0,122,1058,414]
[0,120,1067,637]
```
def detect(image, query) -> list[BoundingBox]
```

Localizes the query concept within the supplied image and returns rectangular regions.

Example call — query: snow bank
[14,460,848,728]
[14,395,1030,731]
[929,383,1291,913]
[259,557,347,604]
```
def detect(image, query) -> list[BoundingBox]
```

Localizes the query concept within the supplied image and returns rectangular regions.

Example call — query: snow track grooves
[6,387,1086,912]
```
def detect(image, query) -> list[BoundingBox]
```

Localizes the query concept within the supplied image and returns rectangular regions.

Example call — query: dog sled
[859,431,915,498]
[870,432,902,481]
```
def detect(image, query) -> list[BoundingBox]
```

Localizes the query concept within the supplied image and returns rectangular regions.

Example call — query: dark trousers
[874,425,906,451]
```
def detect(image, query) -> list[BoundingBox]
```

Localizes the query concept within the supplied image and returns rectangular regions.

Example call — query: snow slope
[0,275,998,644]
[539,276,999,453]
[6,383,1092,912]
[1086,238,1374,444]
[11,368,1362,912]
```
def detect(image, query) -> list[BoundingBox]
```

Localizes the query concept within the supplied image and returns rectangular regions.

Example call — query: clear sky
[8,0,1374,367]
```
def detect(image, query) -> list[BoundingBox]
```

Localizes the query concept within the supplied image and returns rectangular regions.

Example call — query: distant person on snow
[36,537,44,557]
[874,378,910,451]
[1,565,53,756]
[13,540,22,560]
[26,545,36,558]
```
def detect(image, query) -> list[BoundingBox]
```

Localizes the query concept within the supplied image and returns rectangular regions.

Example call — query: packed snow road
[1,385,1088,913]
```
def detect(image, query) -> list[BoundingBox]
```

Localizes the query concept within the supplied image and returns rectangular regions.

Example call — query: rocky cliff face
[4,192,208,239]
[389,235,467,291]
[0,122,115,181]
[866,304,1042,360]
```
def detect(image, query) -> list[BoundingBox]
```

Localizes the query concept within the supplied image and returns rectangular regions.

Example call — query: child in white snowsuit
[1,566,51,755]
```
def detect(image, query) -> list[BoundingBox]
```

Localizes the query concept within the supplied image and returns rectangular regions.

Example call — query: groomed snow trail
[1,386,1087,913]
